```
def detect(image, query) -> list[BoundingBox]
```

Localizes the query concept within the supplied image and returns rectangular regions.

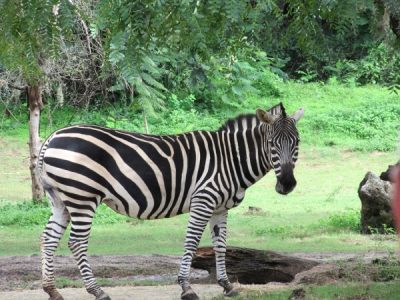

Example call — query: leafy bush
[0,201,131,227]
[302,101,400,151]
[0,201,51,226]
[321,210,361,232]
[177,48,283,109]
[330,44,400,90]
[1,80,398,152]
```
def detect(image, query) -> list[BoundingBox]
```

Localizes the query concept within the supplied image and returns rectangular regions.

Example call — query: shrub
[302,101,400,151]
[0,201,131,227]
[321,210,361,232]
[331,43,400,89]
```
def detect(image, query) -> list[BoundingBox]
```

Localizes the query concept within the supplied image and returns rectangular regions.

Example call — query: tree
[0,0,75,202]
[249,0,400,81]
[91,0,262,120]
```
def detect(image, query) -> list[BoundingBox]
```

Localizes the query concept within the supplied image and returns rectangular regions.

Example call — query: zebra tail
[36,132,56,190]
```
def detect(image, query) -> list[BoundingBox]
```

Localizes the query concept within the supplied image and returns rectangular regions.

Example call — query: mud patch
[0,251,397,292]
[0,254,208,291]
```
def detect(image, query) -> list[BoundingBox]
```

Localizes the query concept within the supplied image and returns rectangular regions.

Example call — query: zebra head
[257,103,304,195]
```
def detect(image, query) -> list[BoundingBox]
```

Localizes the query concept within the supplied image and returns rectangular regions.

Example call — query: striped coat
[39,102,304,300]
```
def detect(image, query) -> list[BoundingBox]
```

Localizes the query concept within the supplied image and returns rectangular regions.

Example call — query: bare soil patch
[0,251,397,299]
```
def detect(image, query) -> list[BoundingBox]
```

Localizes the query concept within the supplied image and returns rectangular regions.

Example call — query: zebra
[38,102,304,300]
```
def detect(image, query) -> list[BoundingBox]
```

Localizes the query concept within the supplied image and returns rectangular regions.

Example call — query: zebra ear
[292,108,305,122]
[256,108,277,124]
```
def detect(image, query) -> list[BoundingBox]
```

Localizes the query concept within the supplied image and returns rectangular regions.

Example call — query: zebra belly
[101,195,192,220]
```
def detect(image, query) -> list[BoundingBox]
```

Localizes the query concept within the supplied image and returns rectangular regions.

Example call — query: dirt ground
[0,252,395,300]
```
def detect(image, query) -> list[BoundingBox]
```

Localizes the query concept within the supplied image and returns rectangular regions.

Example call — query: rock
[358,172,394,234]
[292,264,342,285]
[380,161,400,183]
[192,247,319,284]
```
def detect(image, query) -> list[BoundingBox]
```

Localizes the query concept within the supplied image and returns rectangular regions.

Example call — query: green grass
[0,82,398,202]
[0,144,398,256]
[237,81,399,151]
[0,137,31,201]
[216,281,400,300]
[0,82,398,257]
[1,81,399,151]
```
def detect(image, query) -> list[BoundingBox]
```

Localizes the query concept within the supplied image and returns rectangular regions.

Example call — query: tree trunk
[143,112,149,134]
[56,83,64,107]
[27,85,44,203]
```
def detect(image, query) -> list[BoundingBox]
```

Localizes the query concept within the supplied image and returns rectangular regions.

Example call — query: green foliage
[0,201,132,226]
[368,224,397,235]
[0,0,76,83]
[281,81,400,152]
[322,210,361,232]
[0,201,51,226]
[92,0,263,113]
[1,0,399,114]
[1,137,398,255]
[1,81,398,152]
[204,49,282,107]
[254,0,380,81]
[331,44,400,89]
[303,101,400,151]
[253,210,361,238]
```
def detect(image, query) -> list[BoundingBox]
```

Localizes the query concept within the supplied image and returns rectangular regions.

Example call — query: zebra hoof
[45,288,64,300]
[224,288,239,297]
[96,291,111,300]
[181,288,200,300]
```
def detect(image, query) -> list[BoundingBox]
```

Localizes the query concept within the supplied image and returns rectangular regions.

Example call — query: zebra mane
[218,114,260,131]
[269,102,287,117]
[219,102,287,131]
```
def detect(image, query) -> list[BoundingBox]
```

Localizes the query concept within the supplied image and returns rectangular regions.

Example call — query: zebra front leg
[41,194,70,300]
[209,211,239,297]
[178,201,214,300]
[67,208,111,300]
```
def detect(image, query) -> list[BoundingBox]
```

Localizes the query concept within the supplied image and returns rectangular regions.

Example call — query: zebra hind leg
[178,201,215,300]
[66,202,111,300]
[209,211,239,297]
[41,189,70,300]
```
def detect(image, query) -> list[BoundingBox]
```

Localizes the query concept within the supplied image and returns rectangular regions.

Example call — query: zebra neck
[225,123,271,189]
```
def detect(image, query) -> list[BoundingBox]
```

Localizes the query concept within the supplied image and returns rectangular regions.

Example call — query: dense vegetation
[0,2,399,297]
[1,0,400,112]
[0,76,398,257]
[2,80,399,152]
[2,0,396,201]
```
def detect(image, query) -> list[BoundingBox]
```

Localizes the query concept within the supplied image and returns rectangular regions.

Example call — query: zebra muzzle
[275,164,297,195]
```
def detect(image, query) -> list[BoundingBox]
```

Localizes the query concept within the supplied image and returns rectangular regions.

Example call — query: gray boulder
[358,172,394,234]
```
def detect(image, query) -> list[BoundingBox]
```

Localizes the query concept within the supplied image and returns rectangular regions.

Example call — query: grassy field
[0,81,398,257]
[0,145,397,256]
[0,137,31,201]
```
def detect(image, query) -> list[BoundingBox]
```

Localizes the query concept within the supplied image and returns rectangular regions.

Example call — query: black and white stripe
[39,102,304,300]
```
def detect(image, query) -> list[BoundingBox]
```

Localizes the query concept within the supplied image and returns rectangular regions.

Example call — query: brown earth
[0,252,396,300]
